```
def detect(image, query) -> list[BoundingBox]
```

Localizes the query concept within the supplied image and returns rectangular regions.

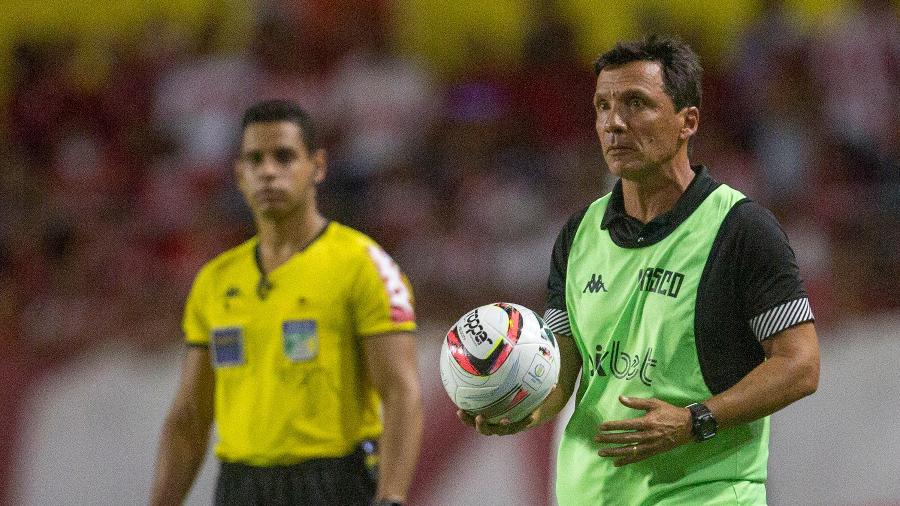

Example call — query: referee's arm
[150,345,215,506]
[362,332,422,504]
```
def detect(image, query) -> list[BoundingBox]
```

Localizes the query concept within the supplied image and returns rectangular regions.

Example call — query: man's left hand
[594,395,693,467]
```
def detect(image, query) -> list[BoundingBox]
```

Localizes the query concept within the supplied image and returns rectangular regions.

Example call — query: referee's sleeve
[351,243,417,338]
[183,267,211,346]
[728,202,814,341]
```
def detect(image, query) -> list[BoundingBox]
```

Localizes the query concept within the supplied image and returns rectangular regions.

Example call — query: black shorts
[214,445,377,506]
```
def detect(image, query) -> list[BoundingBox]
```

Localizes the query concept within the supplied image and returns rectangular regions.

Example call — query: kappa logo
[583,273,608,293]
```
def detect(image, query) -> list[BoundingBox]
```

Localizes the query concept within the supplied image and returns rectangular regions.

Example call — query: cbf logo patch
[211,327,245,367]
[283,320,318,362]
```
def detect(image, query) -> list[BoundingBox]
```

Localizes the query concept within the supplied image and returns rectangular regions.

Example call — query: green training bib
[557,184,768,506]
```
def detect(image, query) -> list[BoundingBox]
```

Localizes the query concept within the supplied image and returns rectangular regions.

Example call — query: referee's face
[593,60,697,181]
[236,121,326,221]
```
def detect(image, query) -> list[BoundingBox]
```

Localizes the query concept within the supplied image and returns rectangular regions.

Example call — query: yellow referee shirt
[182,222,416,466]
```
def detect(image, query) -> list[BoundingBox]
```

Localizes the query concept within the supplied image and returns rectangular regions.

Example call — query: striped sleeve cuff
[749,297,814,341]
[543,308,572,337]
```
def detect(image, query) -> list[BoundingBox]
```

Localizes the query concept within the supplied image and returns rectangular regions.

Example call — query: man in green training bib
[459,35,820,505]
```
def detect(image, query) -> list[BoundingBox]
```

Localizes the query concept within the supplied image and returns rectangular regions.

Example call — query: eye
[595,100,610,111]
[273,148,296,165]
[243,152,263,165]
[629,97,644,108]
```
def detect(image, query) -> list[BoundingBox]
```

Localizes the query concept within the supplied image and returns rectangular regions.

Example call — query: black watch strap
[686,402,718,442]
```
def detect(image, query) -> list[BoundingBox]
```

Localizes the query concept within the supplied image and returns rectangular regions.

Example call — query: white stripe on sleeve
[749,297,814,341]
[543,308,572,337]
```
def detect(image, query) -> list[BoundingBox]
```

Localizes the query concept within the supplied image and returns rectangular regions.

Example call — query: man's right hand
[456,409,538,436]
[457,332,581,437]
[456,383,557,436]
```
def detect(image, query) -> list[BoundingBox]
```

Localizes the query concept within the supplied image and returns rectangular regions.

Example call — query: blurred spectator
[514,5,595,149]
[747,57,817,207]
[153,19,259,171]
[330,9,436,179]
[809,0,900,176]
[252,14,336,125]
[729,0,805,142]
[7,40,84,165]
[727,0,812,206]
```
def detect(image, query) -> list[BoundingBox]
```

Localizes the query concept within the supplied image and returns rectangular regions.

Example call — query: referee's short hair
[593,34,702,112]
[240,99,318,152]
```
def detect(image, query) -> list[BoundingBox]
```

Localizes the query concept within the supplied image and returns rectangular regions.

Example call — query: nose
[257,155,279,178]
[601,105,627,134]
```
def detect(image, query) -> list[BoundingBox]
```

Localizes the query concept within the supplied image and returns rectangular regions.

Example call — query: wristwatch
[686,402,718,442]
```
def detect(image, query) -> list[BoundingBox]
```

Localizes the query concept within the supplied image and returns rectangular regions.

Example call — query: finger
[612,442,666,467]
[473,414,491,434]
[457,409,476,427]
[598,416,647,432]
[502,416,534,433]
[598,441,664,466]
[474,415,508,436]
[490,417,529,435]
[598,441,656,458]
[594,430,651,444]
[476,415,533,436]
[618,395,657,410]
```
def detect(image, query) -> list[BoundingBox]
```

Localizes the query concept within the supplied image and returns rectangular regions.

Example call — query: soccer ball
[440,302,560,423]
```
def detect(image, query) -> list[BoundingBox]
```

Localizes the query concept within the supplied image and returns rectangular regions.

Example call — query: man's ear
[679,106,699,140]
[312,148,327,184]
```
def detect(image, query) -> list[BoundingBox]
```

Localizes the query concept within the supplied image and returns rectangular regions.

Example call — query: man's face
[593,60,696,180]
[235,121,325,220]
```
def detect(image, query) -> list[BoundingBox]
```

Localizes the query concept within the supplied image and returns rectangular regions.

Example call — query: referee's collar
[600,165,719,243]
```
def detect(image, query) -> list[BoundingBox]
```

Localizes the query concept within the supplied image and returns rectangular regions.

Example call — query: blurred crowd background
[1,0,898,504]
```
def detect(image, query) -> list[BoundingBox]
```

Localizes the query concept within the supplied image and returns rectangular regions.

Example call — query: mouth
[605,146,636,155]
[255,188,286,201]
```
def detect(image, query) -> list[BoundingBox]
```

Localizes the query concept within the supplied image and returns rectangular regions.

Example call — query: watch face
[689,403,717,441]
[697,417,716,438]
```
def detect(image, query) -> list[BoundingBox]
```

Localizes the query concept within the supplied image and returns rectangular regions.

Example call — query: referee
[150,100,422,506]
[460,35,820,505]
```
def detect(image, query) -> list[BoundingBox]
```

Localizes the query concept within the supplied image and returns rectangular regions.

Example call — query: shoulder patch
[366,245,415,323]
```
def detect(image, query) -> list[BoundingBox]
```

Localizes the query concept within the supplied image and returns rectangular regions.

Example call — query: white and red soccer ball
[440,302,560,423]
